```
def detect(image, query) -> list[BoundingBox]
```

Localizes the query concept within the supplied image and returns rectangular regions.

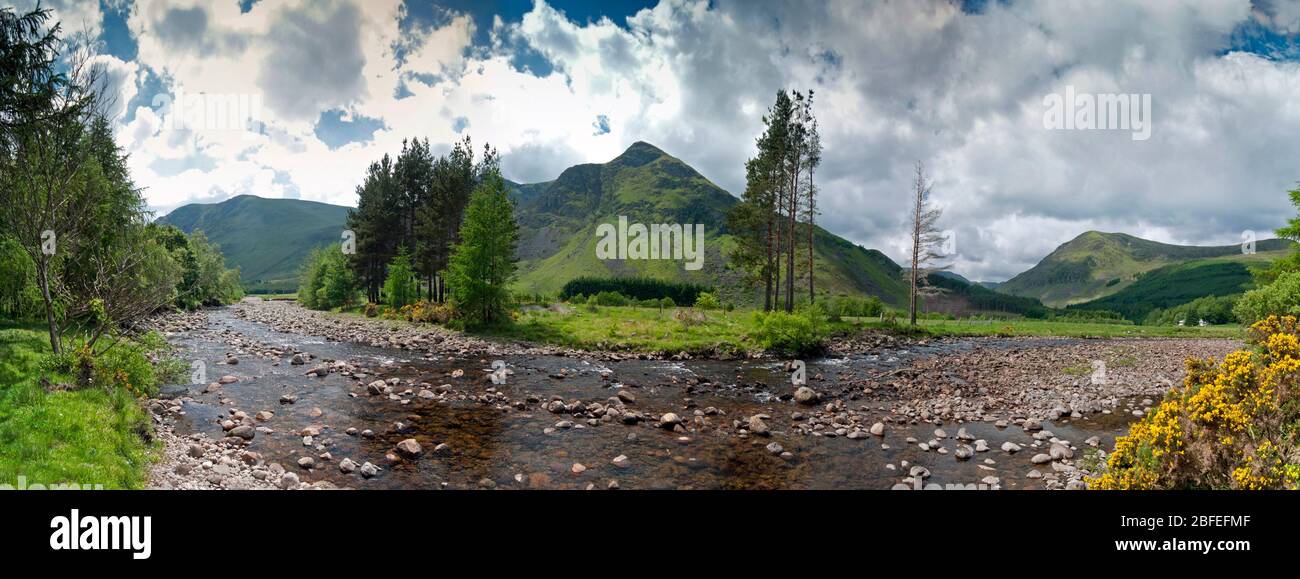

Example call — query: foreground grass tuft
[0,324,158,489]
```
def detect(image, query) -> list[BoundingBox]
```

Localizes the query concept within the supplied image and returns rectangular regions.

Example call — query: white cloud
[88,0,1300,281]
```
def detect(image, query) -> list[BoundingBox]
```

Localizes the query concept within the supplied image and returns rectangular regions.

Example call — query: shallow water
[160,308,1130,490]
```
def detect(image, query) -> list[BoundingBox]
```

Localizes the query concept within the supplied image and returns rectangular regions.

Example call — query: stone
[367,380,387,395]
[1049,443,1074,461]
[1001,442,1022,454]
[339,458,358,474]
[1085,436,1101,447]
[359,462,380,478]
[954,444,974,460]
[218,375,238,384]
[659,413,681,428]
[793,386,819,405]
[254,411,274,421]
[279,394,296,405]
[228,425,255,440]
[1031,453,1052,465]
[395,438,423,459]
[870,422,885,436]
[290,353,306,365]
[747,415,770,436]
[1027,469,1043,479]
[765,442,784,455]
[612,454,630,468]
[186,444,205,458]
[571,463,587,475]
[617,390,636,404]
[278,472,300,489]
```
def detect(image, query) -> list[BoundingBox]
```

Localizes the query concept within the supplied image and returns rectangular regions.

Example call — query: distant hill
[997,231,1293,307]
[156,195,349,293]
[507,141,910,306]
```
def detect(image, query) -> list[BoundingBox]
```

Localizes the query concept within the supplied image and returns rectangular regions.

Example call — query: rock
[218,375,238,384]
[186,444,205,458]
[359,462,380,478]
[1023,419,1043,431]
[934,428,948,439]
[339,458,358,473]
[571,463,587,475]
[659,413,681,428]
[974,439,990,452]
[747,415,770,436]
[1085,436,1101,447]
[954,445,974,460]
[395,438,423,459]
[290,353,306,365]
[793,386,819,405]
[279,394,296,405]
[228,425,255,440]
[870,422,885,436]
[254,410,274,421]
[1027,469,1043,479]
[617,390,636,404]
[1050,443,1075,461]
[278,472,300,489]
[612,454,630,468]
[909,466,930,479]
[1001,442,1022,454]
[308,364,330,377]
[765,442,784,455]
[367,380,387,395]
[1031,453,1052,465]
[956,427,975,441]
[297,457,315,469]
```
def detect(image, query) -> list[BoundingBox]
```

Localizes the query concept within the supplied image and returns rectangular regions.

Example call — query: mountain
[156,195,349,292]
[997,231,1293,307]
[507,141,909,305]
[156,143,911,304]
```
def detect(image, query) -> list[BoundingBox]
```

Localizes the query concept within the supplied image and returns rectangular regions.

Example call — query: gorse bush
[1088,315,1300,490]
[750,306,828,354]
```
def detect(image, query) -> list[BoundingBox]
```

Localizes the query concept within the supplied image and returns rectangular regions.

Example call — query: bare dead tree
[907,161,948,326]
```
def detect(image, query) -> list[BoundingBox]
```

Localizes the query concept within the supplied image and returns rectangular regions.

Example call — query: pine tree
[443,159,518,326]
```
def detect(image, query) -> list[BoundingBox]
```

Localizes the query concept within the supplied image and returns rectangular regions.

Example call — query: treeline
[0,6,240,354]
[727,89,823,312]
[925,273,1051,317]
[559,276,711,306]
[345,136,499,304]
[1145,295,1238,326]
[302,135,519,326]
[1068,261,1252,322]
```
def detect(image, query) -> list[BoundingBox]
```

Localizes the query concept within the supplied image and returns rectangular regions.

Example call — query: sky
[9,0,1300,281]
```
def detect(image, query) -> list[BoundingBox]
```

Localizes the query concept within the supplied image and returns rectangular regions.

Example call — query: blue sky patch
[314,109,387,149]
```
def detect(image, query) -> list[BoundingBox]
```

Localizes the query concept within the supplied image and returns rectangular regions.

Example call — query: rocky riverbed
[143,299,1242,490]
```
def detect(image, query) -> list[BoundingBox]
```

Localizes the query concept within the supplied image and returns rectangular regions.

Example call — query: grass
[334,302,1246,356]
[0,321,159,489]
[478,306,766,354]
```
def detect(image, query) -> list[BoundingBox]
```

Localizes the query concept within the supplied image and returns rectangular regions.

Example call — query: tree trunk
[35,258,61,354]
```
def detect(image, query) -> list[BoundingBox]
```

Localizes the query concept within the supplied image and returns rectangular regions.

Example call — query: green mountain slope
[998,231,1292,307]
[156,195,349,292]
[508,141,909,306]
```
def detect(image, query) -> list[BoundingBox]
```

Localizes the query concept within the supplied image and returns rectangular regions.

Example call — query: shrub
[694,292,721,310]
[1088,315,1300,490]
[673,307,706,326]
[401,300,456,324]
[592,291,630,307]
[1235,271,1300,324]
[750,307,828,354]
[364,303,380,317]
